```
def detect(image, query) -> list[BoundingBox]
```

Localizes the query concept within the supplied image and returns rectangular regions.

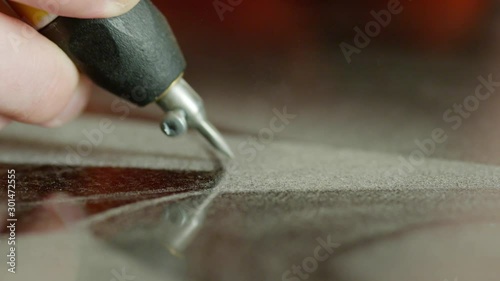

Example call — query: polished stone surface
[0,109,499,280]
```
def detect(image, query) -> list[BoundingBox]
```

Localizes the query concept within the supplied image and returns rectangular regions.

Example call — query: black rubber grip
[40,0,186,106]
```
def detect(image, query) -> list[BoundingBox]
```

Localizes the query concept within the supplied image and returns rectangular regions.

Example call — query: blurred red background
[0,0,493,53]
[153,0,492,52]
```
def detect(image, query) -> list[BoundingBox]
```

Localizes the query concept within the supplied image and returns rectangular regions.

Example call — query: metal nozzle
[156,78,234,158]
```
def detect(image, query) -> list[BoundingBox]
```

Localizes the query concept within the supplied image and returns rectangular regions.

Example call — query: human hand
[0,0,139,130]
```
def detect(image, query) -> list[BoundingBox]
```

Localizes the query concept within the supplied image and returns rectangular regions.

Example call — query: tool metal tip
[156,77,234,158]
[196,120,234,158]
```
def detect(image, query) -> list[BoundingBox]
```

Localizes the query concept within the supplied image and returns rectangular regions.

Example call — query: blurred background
[159,0,494,53]
[85,0,500,164]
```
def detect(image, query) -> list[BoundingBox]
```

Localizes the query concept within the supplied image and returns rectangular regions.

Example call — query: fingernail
[44,78,90,128]
[5,1,57,30]
[106,0,139,16]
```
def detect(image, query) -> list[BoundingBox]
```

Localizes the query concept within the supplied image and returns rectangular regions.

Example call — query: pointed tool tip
[218,143,235,159]
[196,119,235,159]
[208,128,234,159]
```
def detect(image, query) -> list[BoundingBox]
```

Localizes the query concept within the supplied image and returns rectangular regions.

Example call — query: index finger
[6,0,139,19]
